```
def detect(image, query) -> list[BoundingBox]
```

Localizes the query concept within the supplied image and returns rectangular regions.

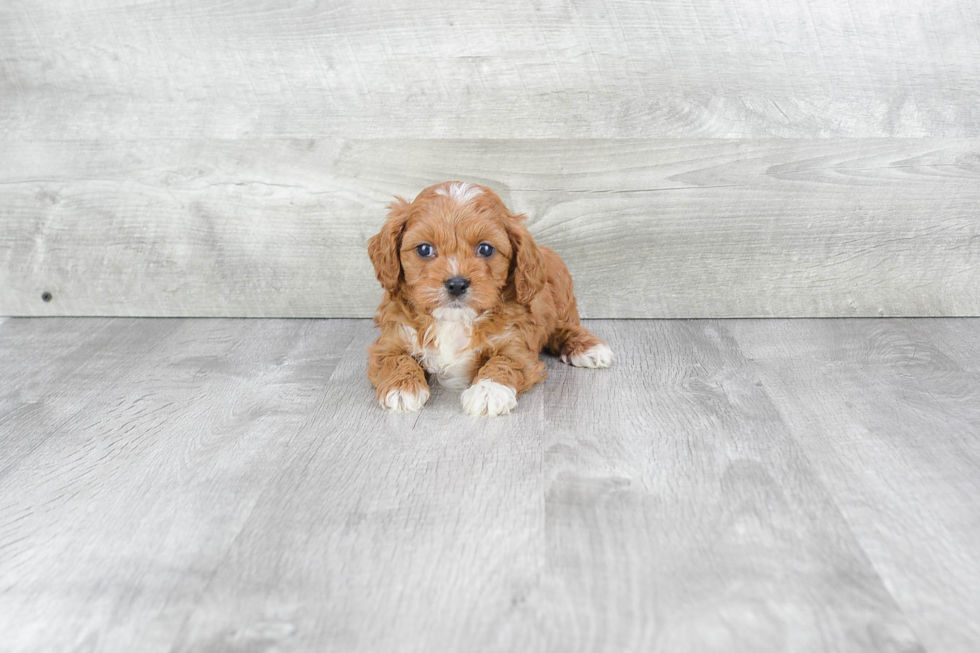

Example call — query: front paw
[378,377,431,413]
[461,379,517,417]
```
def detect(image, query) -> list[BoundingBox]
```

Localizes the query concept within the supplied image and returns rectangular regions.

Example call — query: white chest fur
[404,307,478,390]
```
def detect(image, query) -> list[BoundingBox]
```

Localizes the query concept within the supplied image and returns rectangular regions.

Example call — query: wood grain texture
[3,0,979,318]
[8,317,980,651]
[1,0,978,139]
[0,318,178,481]
[0,318,361,653]
[2,138,979,318]
[531,320,922,652]
[730,318,980,653]
[167,327,547,653]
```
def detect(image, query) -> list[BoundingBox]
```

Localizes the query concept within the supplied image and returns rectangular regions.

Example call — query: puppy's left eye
[477,243,495,258]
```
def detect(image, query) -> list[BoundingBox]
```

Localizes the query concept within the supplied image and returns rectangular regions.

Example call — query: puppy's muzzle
[445,276,470,297]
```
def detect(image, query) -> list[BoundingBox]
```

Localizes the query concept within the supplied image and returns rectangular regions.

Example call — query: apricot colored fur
[366,182,607,409]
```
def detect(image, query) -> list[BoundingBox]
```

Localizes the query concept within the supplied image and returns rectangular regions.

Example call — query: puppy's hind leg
[540,245,613,368]
[550,324,614,369]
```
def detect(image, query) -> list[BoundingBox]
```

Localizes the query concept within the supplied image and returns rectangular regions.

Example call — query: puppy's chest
[404,321,478,390]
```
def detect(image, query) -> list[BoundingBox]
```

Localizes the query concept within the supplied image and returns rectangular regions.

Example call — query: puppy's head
[367,181,546,316]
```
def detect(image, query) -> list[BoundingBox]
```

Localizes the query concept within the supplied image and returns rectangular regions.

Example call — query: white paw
[460,379,517,417]
[563,343,614,368]
[380,386,430,412]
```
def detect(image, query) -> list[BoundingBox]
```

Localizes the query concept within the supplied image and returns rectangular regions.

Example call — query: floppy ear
[367,197,412,292]
[506,213,548,306]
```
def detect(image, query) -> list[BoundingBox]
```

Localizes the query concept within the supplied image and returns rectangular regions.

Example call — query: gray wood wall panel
[2,0,979,317]
[2,138,978,317]
[2,0,978,139]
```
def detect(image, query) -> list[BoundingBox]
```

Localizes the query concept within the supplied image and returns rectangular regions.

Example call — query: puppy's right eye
[416,243,434,258]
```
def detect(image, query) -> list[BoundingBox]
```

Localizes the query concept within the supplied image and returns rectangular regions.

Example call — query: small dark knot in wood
[41,292,53,302]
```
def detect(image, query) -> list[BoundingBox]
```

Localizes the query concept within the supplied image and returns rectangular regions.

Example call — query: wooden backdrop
[2,0,978,318]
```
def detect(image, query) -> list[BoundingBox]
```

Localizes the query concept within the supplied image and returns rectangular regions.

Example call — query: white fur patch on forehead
[435,182,482,205]
[447,256,461,276]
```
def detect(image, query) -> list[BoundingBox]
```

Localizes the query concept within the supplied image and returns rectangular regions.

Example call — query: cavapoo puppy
[367,181,612,417]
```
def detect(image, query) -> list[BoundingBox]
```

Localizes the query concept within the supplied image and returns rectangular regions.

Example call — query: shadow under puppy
[367,181,612,417]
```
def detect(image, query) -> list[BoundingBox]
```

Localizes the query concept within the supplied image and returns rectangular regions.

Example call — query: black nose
[445,276,470,297]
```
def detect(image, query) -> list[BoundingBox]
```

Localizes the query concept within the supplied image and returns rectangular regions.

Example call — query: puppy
[367,181,612,416]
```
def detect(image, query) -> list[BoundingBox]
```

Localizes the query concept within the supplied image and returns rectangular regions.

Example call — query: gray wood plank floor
[2,318,978,653]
